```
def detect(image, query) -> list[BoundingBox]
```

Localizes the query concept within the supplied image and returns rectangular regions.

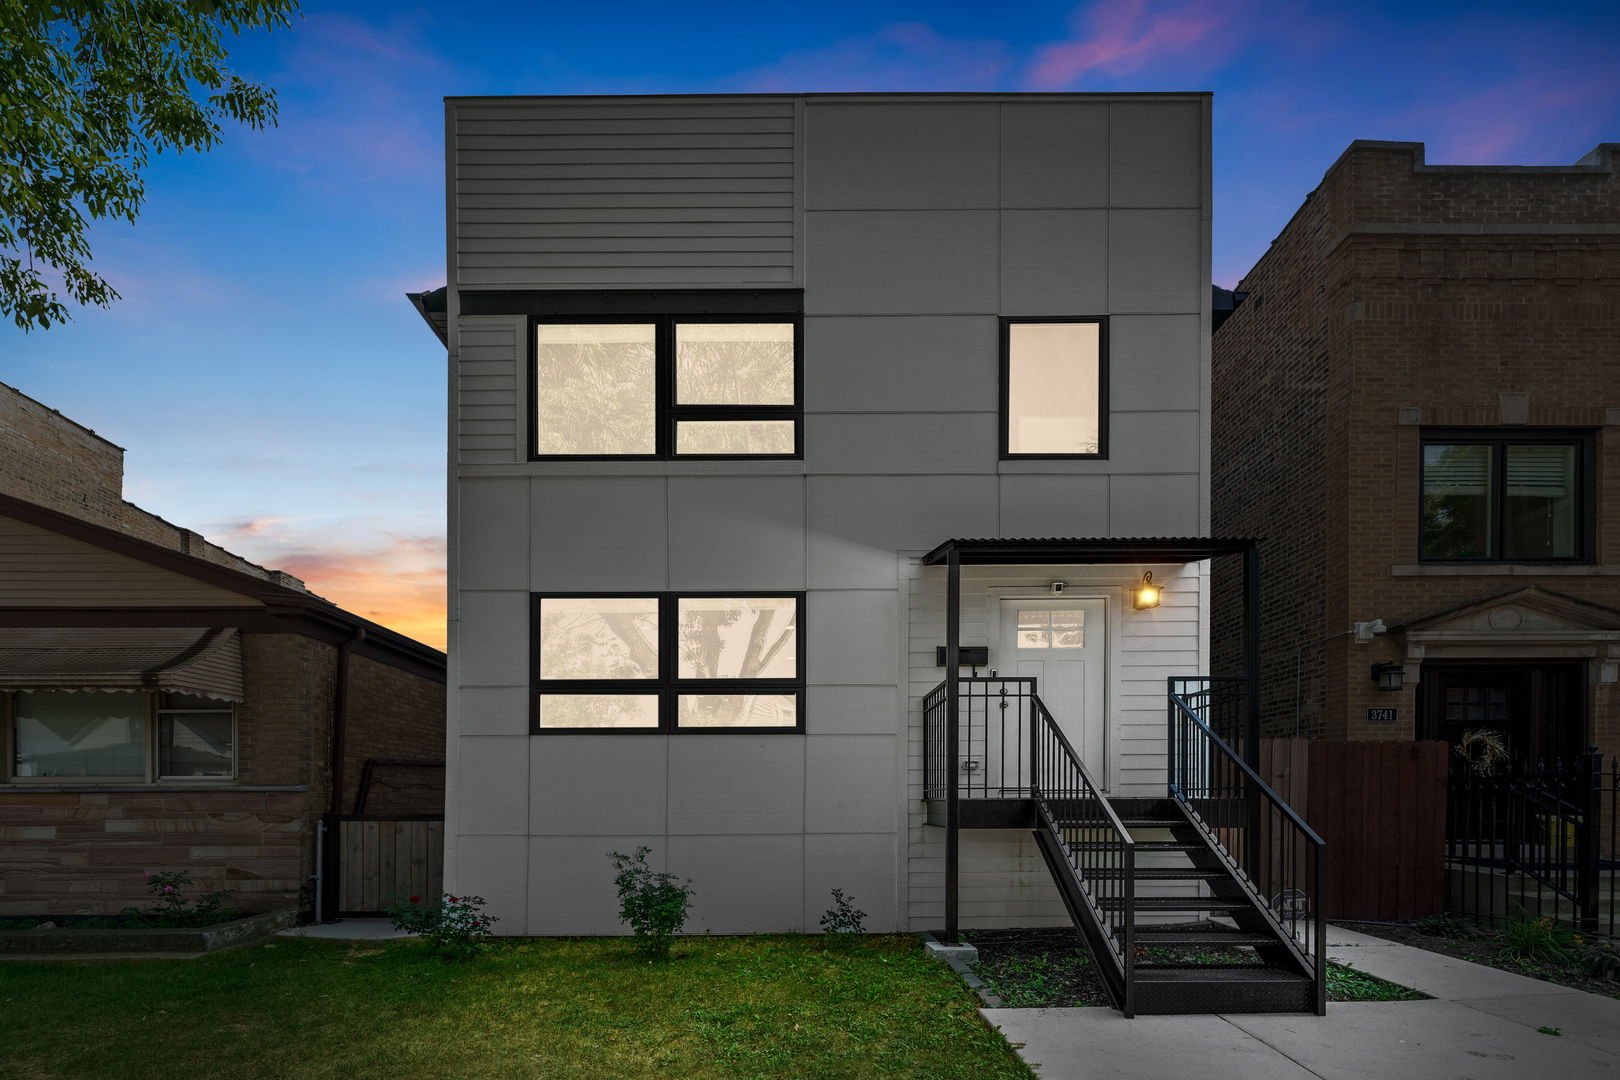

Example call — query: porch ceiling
[920,537,1260,566]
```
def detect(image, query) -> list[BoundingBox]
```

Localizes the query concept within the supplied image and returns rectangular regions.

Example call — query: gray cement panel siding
[446,93,1211,935]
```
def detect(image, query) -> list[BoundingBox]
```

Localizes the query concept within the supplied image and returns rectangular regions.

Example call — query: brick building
[0,382,445,917]
[1213,140,1620,759]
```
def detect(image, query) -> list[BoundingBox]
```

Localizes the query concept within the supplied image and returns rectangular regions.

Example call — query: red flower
[409,896,421,904]
[448,896,459,903]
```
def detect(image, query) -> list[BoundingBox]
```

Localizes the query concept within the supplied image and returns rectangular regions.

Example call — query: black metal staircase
[925,676,1327,1017]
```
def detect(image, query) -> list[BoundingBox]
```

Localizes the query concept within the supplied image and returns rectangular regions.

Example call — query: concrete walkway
[277,918,416,940]
[983,925,1620,1079]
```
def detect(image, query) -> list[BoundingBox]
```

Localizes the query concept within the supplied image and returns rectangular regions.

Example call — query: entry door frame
[1417,659,1587,763]
[985,585,1124,791]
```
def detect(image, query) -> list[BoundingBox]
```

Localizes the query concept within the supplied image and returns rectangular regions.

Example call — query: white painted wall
[444,93,1212,935]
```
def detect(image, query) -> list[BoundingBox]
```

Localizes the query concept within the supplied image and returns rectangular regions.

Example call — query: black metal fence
[1445,749,1618,934]
[922,677,1037,800]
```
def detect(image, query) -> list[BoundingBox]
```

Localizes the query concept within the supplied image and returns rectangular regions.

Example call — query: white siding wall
[445,93,1212,935]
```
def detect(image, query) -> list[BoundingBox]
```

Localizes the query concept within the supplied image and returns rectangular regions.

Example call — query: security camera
[1050,581,1067,595]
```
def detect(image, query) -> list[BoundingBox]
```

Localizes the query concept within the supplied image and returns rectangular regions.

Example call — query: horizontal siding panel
[465,251,792,268]
[455,103,793,121]
[457,362,517,378]
[458,163,792,181]
[456,376,516,392]
[456,118,792,136]
[460,266,797,285]
[459,420,516,436]
[458,435,516,451]
[458,405,515,421]
[459,206,792,224]
[456,133,795,152]
[459,193,792,210]
[458,148,794,166]
[459,178,794,195]
[460,235,792,254]
[457,390,514,407]
[459,221,794,239]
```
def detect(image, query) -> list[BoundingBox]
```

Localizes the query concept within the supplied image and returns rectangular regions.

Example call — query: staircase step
[1070,840,1204,853]
[1117,818,1186,829]
[1132,928,1278,947]
[1100,896,1254,912]
[1133,966,1317,1015]
[1082,867,1229,881]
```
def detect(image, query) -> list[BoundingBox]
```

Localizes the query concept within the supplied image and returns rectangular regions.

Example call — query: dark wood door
[1418,662,1584,763]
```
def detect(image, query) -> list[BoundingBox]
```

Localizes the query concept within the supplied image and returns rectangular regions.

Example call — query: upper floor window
[1000,318,1107,459]
[1421,431,1591,562]
[531,316,801,459]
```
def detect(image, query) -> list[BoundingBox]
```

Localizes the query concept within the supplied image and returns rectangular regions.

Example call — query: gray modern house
[420,92,1323,1015]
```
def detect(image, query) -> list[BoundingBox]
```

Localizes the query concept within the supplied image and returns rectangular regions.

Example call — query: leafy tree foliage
[0,0,297,331]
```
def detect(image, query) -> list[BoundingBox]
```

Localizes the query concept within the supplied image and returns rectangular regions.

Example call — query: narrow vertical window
[1003,319,1105,457]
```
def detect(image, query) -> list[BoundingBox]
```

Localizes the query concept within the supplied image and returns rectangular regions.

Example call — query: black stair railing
[1168,677,1328,1014]
[923,677,1036,799]
[1029,691,1137,1013]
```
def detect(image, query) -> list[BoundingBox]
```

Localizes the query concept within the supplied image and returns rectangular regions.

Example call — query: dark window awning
[921,537,1260,566]
[0,627,245,702]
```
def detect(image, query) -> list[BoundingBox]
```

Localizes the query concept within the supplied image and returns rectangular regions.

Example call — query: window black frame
[529,591,806,734]
[1418,428,1596,564]
[999,316,1109,460]
[527,314,803,461]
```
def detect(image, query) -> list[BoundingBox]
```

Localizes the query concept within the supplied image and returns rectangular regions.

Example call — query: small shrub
[386,892,498,962]
[820,888,867,936]
[1497,907,1574,963]
[609,846,694,960]
[139,871,233,927]
[1570,938,1620,981]
[1414,913,1486,940]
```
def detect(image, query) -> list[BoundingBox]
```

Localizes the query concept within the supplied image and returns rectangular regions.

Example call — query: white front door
[999,599,1107,784]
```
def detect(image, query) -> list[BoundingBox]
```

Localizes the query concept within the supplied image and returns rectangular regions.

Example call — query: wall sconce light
[1132,571,1162,611]
[1371,662,1404,692]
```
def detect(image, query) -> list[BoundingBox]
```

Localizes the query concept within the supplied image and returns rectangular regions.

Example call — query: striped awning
[0,627,245,701]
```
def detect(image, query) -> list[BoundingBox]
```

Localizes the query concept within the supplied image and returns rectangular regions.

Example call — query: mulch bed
[964,927,1112,1007]
[1340,920,1620,999]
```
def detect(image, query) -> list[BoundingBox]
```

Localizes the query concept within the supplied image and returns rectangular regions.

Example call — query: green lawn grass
[0,935,1033,1080]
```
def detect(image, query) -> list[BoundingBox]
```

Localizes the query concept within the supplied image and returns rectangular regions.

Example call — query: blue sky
[3,0,1617,646]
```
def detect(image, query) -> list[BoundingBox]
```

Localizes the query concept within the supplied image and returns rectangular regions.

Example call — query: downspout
[320,627,366,921]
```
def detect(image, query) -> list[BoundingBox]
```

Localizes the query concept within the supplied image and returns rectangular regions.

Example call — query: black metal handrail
[1168,677,1327,1014]
[923,677,1037,800]
[1030,691,1136,1011]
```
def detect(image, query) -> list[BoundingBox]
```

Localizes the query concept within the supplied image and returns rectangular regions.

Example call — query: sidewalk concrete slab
[1328,940,1584,1001]
[983,1009,1317,1080]
[1461,991,1620,1055]
[1227,1000,1614,1080]
[277,919,415,941]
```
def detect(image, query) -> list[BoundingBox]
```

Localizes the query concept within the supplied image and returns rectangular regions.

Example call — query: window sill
[0,784,308,793]
[1392,564,1620,577]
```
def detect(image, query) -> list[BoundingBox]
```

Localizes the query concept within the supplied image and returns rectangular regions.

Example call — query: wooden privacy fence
[1259,739,1448,921]
[338,816,444,914]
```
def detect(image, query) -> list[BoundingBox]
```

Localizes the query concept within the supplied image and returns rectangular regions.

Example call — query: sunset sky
[3,0,1617,651]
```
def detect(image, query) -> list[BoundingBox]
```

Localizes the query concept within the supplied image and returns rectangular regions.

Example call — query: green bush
[386,892,498,962]
[1414,912,1486,940]
[819,888,867,935]
[1497,907,1574,963]
[608,846,694,960]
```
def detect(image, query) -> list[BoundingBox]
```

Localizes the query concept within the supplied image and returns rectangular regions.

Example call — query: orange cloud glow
[276,537,447,651]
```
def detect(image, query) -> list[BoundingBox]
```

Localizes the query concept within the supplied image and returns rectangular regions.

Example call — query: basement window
[532,317,801,459]
[532,593,803,732]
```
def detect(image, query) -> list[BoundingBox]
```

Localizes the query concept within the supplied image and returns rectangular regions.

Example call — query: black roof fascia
[920,537,1261,566]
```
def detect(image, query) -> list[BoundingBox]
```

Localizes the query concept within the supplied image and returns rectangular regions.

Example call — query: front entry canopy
[921,537,1260,566]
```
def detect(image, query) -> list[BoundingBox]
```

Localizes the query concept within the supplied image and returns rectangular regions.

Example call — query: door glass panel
[1053,630,1084,648]
[675,420,795,456]
[1006,322,1101,455]
[675,323,794,405]
[677,694,796,728]
[1016,611,1051,627]
[1017,630,1050,648]
[536,323,656,455]
[676,597,797,679]
[1051,610,1085,627]
[13,691,145,777]
[537,597,659,680]
[1504,444,1575,559]
[538,694,660,729]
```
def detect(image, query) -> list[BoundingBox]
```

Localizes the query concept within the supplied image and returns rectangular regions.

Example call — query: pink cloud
[1399,70,1620,164]
[733,22,1012,92]
[1025,0,1239,90]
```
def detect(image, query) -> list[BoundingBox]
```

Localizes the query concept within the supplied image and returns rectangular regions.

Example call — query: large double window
[5,690,235,782]
[1001,317,1107,458]
[1421,431,1592,562]
[532,593,804,733]
[531,316,801,459]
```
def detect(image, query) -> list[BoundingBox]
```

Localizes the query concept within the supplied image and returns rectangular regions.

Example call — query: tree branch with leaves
[0,0,297,331]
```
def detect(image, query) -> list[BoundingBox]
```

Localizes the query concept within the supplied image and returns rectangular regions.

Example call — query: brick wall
[339,652,446,816]
[1215,141,1620,748]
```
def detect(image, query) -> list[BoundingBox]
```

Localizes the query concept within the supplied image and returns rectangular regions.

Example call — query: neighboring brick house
[0,382,446,918]
[1212,140,1620,760]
